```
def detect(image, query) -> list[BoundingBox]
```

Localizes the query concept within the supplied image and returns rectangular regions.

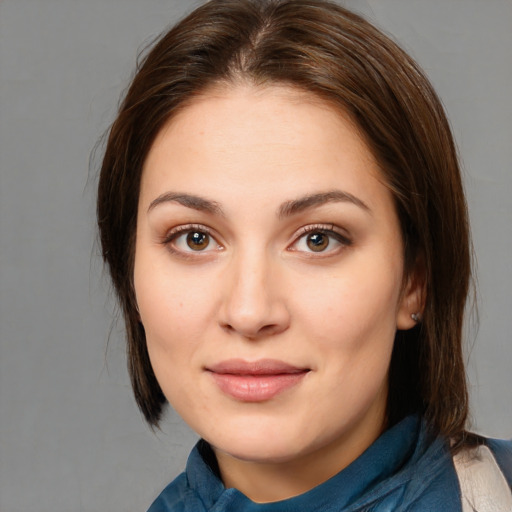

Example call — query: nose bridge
[220,243,288,338]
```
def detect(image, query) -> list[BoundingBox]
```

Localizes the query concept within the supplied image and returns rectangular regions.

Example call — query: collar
[184,415,445,511]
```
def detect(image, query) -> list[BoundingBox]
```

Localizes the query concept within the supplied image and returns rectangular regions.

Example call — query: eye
[290,225,351,255]
[163,225,221,255]
[305,232,330,252]
[184,231,211,251]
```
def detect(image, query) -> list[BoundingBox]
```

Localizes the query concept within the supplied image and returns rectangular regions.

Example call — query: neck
[213,406,387,503]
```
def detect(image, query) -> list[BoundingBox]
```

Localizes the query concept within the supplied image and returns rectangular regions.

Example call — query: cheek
[291,261,402,344]
[134,258,218,410]
[133,251,215,360]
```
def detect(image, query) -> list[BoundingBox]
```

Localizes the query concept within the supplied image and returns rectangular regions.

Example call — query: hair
[97,0,471,446]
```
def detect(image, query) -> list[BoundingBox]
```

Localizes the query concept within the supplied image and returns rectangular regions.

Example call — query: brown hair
[97,0,471,444]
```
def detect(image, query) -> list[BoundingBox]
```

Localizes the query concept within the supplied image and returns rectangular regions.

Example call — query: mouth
[205,359,310,402]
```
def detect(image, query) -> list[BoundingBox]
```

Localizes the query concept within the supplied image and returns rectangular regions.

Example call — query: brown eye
[186,231,210,251]
[306,232,329,252]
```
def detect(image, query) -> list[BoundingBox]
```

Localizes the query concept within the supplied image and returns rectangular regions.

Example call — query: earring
[411,313,422,323]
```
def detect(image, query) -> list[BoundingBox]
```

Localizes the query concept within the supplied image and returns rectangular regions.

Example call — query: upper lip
[206,358,309,375]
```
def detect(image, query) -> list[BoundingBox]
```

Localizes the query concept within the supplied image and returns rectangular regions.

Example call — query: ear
[396,261,426,330]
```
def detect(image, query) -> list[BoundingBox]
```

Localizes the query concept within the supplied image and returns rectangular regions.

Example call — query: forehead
[139,84,389,214]
[148,84,372,159]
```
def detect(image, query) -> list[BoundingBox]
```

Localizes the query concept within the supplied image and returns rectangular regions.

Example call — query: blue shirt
[148,415,512,511]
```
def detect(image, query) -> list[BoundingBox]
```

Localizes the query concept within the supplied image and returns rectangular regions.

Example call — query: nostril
[221,322,235,333]
[220,320,287,340]
[258,324,281,336]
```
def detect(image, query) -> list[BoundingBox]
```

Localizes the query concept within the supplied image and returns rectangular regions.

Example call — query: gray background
[1,1,511,511]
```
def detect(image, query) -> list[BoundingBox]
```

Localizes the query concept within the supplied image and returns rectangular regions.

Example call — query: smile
[206,359,310,402]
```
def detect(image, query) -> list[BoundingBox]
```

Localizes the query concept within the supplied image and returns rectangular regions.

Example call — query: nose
[218,249,290,340]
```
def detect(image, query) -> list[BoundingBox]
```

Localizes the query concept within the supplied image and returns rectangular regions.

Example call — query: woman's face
[134,85,419,472]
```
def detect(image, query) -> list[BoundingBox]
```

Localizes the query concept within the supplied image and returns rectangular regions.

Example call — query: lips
[206,359,309,402]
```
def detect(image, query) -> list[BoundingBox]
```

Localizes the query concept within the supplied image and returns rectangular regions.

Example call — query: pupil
[186,231,209,250]
[307,232,328,251]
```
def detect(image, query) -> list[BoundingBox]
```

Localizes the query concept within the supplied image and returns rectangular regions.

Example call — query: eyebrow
[278,190,371,218]
[147,189,370,217]
[147,192,224,215]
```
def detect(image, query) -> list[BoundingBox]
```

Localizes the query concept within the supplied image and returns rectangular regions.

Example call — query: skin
[134,84,422,503]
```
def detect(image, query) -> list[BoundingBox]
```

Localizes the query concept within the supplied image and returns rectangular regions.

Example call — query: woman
[97,0,511,510]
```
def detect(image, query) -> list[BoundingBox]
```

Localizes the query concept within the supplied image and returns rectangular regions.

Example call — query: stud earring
[411,313,422,323]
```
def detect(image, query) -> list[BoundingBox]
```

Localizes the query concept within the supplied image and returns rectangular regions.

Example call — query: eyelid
[162,223,211,243]
[295,223,351,241]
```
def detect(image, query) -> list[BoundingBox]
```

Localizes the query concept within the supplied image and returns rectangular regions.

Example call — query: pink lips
[206,359,309,402]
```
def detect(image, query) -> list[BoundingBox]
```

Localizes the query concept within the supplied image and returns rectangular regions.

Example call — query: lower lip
[209,372,308,402]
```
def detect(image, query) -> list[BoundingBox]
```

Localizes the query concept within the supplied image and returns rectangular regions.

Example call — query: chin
[216,439,302,464]
[205,421,315,464]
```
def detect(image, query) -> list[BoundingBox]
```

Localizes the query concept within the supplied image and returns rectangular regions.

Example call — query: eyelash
[161,223,352,258]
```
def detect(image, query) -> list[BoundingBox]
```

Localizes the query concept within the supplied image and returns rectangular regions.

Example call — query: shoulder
[453,438,512,512]
[146,440,225,512]
[484,437,512,485]
[146,472,203,512]
[392,427,511,512]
